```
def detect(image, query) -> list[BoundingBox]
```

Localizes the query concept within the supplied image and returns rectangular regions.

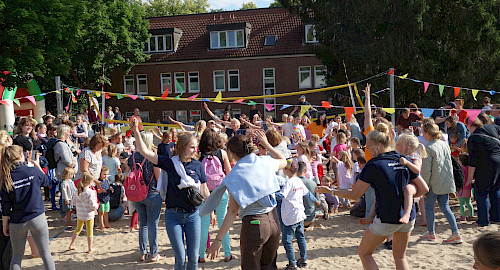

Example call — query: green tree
[241,2,258,10]
[142,0,209,17]
[269,0,282,8]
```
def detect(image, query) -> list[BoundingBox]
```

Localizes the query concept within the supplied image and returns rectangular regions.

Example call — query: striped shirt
[74,187,99,221]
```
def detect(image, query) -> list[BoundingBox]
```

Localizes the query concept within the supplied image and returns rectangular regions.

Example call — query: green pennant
[12,99,20,107]
[116,93,123,99]
[438,85,444,97]
[247,100,256,105]
[174,95,181,99]
[175,80,184,94]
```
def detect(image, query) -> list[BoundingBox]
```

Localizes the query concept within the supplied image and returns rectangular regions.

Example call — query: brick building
[107,7,328,123]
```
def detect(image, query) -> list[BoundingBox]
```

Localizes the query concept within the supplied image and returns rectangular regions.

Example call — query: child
[97,166,113,230]
[449,132,461,158]
[69,172,99,253]
[296,142,313,180]
[103,144,121,182]
[457,153,474,221]
[350,137,361,151]
[472,232,500,269]
[332,131,348,158]
[60,167,77,226]
[322,175,339,214]
[329,151,354,208]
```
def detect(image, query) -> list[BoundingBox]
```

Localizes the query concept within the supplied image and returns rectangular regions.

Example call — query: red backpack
[124,153,153,202]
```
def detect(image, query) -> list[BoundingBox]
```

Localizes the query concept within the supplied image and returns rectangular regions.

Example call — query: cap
[120,152,129,160]
[299,95,306,99]
[285,158,299,171]
[371,104,377,110]
[446,102,456,108]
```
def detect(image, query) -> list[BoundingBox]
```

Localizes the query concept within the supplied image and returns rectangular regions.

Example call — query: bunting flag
[423,82,430,93]
[128,95,138,100]
[454,87,460,98]
[116,93,123,99]
[148,96,156,101]
[76,89,81,96]
[95,92,101,97]
[387,69,395,75]
[12,99,20,107]
[280,104,292,110]
[26,96,36,105]
[490,90,496,96]
[214,91,222,103]
[344,107,355,122]
[0,100,10,106]
[187,94,199,101]
[139,95,145,100]
[72,95,77,103]
[299,105,311,117]
[472,89,479,101]
[439,85,444,97]
[174,95,181,100]
[54,90,60,94]
[105,93,111,99]
[321,101,331,108]
[175,80,184,94]
[161,88,169,98]
[265,104,274,111]
[466,109,482,126]
[201,98,210,101]
[398,73,408,79]
[64,105,69,112]
[382,108,395,114]
[233,98,245,103]
[421,108,434,118]
[64,87,71,93]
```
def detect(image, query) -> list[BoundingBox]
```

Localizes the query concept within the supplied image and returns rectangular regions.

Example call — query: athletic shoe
[442,234,463,244]
[297,258,307,268]
[419,232,436,241]
[284,264,298,270]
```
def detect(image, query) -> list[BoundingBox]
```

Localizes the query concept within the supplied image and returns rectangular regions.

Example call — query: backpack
[109,183,122,209]
[44,138,62,170]
[123,153,154,202]
[201,150,225,191]
[451,155,465,192]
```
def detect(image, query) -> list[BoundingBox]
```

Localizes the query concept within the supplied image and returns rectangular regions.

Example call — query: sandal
[150,254,165,263]
[198,257,206,263]
[139,254,149,262]
[224,254,237,262]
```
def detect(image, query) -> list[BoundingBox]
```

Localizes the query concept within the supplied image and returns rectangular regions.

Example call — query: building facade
[107,7,328,123]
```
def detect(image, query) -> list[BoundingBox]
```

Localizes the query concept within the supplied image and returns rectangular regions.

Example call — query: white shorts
[369,216,415,236]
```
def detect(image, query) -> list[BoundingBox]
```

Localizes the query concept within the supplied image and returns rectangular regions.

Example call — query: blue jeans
[164,208,200,270]
[424,190,459,234]
[199,191,231,258]
[475,186,500,226]
[133,192,162,257]
[282,221,306,266]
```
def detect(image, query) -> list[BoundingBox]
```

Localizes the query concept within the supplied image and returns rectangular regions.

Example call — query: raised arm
[168,116,187,131]
[240,117,261,130]
[203,102,218,120]
[131,118,158,164]
[254,129,287,169]
[363,84,372,130]
[150,127,163,141]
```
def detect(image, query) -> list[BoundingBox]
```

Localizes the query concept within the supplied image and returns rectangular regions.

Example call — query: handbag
[182,186,204,207]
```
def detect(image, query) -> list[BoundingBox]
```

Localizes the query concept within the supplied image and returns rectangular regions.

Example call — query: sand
[21,200,499,270]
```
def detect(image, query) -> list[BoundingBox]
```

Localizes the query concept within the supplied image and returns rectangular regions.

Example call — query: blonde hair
[0,130,11,148]
[338,151,353,173]
[297,142,312,160]
[78,172,95,195]
[310,134,320,143]
[174,133,197,159]
[62,167,75,180]
[141,132,154,150]
[336,132,347,144]
[422,122,442,140]
[195,120,206,139]
[396,133,428,158]
[366,123,394,156]
[56,124,71,139]
[107,144,118,158]
[0,145,23,191]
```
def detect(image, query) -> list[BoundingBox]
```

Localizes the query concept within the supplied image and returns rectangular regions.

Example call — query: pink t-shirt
[298,155,312,179]
[457,166,472,198]
[332,143,348,158]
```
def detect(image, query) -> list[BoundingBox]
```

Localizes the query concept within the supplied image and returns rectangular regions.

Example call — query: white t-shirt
[282,122,295,138]
[280,176,308,226]
[324,121,339,138]
[295,124,306,141]
[298,155,312,179]
[336,161,354,189]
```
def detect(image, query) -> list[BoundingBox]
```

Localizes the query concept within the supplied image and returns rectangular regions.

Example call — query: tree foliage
[142,0,209,17]
[241,2,258,10]
[269,0,283,8]
[280,0,500,108]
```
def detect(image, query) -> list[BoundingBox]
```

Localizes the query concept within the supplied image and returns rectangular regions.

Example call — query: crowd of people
[0,85,498,270]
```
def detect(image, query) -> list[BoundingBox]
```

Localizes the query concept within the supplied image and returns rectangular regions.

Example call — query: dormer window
[144,27,182,53]
[264,35,276,46]
[207,22,252,50]
[305,24,318,43]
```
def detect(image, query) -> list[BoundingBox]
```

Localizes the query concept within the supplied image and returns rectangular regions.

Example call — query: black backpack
[109,183,122,209]
[44,138,62,170]
[450,155,464,192]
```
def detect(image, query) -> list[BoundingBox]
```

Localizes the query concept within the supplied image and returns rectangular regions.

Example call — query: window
[174,72,185,93]
[176,110,187,123]
[144,34,173,53]
[123,75,134,94]
[188,72,200,93]
[264,35,276,46]
[190,110,201,122]
[228,70,240,91]
[299,66,312,88]
[314,65,327,87]
[214,109,225,119]
[162,111,173,121]
[305,24,318,43]
[210,30,245,49]
[136,74,148,94]
[126,111,149,123]
[263,68,275,96]
[213,70,225,92]
[232,109,241,118]
[160,73,172,94]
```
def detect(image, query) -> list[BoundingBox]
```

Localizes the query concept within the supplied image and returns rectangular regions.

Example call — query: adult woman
[348,116,363,141]
[453,98,469,125]
[0,145,55,270]
[307,113,327,137]
[54,125,77,183]
[131,118,209,270]
[317,123,428,270]
[420,122,462,243]
[445,116,469,150]
[77,134,106,180]
[126,132,162,262]
[467,120,500,226]
[35,123,48,144]
[12,117,41,159]
[203,131,287,269]
[198,129,234,263]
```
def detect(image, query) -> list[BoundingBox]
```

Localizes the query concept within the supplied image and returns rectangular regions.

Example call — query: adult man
[396,108,422,135]
[290,95,317,118]
[432,102,455,132]
[128,108,143,131]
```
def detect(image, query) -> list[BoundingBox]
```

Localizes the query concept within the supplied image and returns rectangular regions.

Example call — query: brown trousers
[240,208,281,270]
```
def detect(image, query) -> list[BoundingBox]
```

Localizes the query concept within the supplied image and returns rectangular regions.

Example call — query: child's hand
[399,157,408,166]
[316,186,333,194]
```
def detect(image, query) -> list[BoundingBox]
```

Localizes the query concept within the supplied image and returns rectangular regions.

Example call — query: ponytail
[417,143,428,159]
[0,145,23,192]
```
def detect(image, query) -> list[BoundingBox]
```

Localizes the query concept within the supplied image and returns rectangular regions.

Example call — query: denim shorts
[369,216,415,236]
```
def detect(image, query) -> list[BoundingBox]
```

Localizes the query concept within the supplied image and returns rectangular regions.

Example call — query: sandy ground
[20,200,499,270]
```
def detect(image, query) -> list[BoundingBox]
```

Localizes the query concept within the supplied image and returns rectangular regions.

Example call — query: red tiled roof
[147,8,310,62]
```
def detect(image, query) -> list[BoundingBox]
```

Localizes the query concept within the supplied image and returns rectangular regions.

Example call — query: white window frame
[213,70,225,92]
[144,34,173,53]
[210,30,245,49]
[123,75,135,94]
[188,71,200,93]
[174,72,186,93]
[305,24,318,43]
[263,68,275,96]
[299,66,312,89]
[190,110,201,122]
[136,74,148,95]
[227,69,240,91]
[162,111,174,120]
[176,110,188,123]
[314,65,327,88]
[160,73,172,94]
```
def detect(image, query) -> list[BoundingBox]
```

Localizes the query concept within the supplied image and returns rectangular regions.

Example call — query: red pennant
[454,87,460,98]
[344,107,355,122]
[105,93,111,99]
[233,99,245,103]
[161,88,169,98]
[387,69,395,75]
[321,101,331,108]
[0,100,10,106]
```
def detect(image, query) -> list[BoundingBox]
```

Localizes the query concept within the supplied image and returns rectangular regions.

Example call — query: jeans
[164,208,201,270]
[282,221,306,266]
[199,191,231,258]
[133,192,162,257]
[475,186,500,226]
[424,190,459,234]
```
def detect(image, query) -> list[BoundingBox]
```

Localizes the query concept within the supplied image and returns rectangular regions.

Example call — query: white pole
[101,65,105,125]
[342,61,357,108]
[55,76,63,115]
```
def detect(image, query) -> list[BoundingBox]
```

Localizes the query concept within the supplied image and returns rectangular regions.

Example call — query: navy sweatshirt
[1,164,50,223]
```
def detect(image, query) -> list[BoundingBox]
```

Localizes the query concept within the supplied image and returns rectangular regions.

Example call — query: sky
[208,0,272,11]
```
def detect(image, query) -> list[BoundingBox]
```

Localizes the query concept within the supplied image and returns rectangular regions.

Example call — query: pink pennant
[233,99,245,103]
[26,96,36,105]
[76,89,81,96]
[64,105,70,112]
[265,104,274,111]
[423,82,430,93]
[0,100,10,106]
[187,94,199,101]
[128,95,138,100]
[466,109,481,126]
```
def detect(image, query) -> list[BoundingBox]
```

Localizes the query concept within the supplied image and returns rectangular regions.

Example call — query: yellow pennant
[214,91,222,103]
[95,92,101,97]
[300,105,311,117]
[398,73,408,79]
[148,96,156,101]
[471,89,479,101]
[382,108,395,114]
